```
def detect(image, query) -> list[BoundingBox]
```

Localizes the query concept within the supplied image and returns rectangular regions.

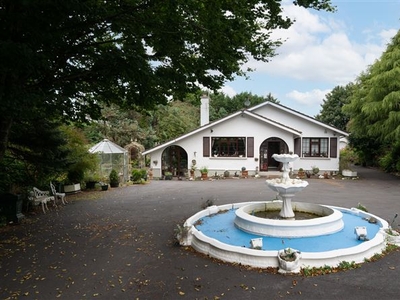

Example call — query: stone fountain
[265,154,308,218]
[234,153,344,238]
[180,153,389,273]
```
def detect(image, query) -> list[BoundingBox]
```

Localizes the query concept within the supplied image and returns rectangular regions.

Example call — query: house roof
[249,101,349,137]
[142,101,348,155]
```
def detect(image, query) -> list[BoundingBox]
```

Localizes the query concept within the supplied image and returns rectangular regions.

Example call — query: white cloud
[286,88,331,107]
[221,2,398,115]
[380,28,398,46]
[219,85,237,97]
[246,5,396,86]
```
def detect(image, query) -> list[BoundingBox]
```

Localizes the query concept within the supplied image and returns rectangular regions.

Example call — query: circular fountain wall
[234,201,344,238]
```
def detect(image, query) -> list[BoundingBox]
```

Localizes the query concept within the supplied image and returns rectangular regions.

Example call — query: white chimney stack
[200,94,209,126]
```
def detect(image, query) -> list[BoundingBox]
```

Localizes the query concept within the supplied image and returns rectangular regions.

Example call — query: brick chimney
[200,94,209,126]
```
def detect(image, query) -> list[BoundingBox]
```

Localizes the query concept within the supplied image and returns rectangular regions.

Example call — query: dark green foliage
[109,169,119,185]
[315,84,352,131]
[131,169,147,182]
[0,119,70,192]
[379,142,400,173]
[209,92,277,122]
[344,30,400,171]
[0,0,334,161]
[0,0,335,190]
[339,147,358,171]
[61,126,99,184]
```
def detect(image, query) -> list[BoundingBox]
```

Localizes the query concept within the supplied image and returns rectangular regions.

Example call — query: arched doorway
[161,146,188,177]
[259,137,288,171]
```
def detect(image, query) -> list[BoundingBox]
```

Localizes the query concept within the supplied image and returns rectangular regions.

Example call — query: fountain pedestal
[280,193,295,219]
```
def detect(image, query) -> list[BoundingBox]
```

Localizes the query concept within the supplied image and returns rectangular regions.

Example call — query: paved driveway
[1,166,399,299]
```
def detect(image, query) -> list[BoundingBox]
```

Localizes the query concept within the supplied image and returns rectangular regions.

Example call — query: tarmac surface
[1,165,400,300]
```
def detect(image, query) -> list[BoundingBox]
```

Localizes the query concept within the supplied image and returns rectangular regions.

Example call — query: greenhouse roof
[89,139,127,154]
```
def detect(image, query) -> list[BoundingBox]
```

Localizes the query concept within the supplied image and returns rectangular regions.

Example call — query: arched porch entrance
[161,146,188,177]
[259,137,288,171]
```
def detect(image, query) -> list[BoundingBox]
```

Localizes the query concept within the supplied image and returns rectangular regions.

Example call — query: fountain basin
[266,178,309,194]
[234,201,344,237]
[184,202,388,269]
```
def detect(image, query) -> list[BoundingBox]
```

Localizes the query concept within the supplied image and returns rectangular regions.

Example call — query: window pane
[321,138,328,157]
[302,138,310,157]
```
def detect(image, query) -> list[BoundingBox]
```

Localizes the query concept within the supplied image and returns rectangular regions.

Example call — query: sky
[220,0,400,117]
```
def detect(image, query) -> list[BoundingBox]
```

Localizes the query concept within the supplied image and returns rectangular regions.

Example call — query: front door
[161,146,188,177]
[267,141,281,170]
[259,138,288,171]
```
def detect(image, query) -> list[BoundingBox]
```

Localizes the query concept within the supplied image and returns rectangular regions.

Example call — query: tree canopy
[315,84,352,131]
[343,30,400,171]
[0,0,334,162]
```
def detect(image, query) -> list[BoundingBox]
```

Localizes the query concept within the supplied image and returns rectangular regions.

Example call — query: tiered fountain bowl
[181,154,389,272]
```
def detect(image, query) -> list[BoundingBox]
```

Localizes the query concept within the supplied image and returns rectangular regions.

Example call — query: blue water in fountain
[195,209,381,252]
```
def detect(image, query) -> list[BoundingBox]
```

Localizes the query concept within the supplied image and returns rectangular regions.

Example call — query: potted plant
[241,166,248,178]
[200,166,208,179]
[311,165,319,176]
[109,169,119,188]
[277,248,302,274]
[339,147,358,177]
[190,165,196,178]
[224,170,230,178]
[164,171,173,180]
[385,214,400,245]
[99,182,108,191]
[297,168,305,179]
[63,168,83,193]
[84,170,101,189]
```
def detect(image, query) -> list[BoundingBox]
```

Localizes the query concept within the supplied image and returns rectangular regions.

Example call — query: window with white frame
[302,138,329,157]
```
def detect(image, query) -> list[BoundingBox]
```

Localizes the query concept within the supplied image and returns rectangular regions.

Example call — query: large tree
[0,0,334,161]
[343,30,400,170]
[315,84,352,131]
[209,92,278,121]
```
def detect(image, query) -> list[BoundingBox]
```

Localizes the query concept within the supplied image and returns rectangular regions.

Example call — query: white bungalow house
[142,95,348,178]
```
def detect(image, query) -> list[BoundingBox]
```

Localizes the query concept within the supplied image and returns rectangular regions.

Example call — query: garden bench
[50,182,67,205]
[29,187,56,213]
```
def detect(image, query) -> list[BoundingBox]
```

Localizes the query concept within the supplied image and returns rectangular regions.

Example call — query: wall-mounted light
[210,129,213,133]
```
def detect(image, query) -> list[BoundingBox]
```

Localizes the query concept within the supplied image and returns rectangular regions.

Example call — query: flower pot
[201,172,208,179]
[342,169,357,177]
[241,170,248,178]
[278,248,301,274]
[110,181,119,188]
[86,181,97,189]
[101,184,108,191]
[63,183,81,193]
